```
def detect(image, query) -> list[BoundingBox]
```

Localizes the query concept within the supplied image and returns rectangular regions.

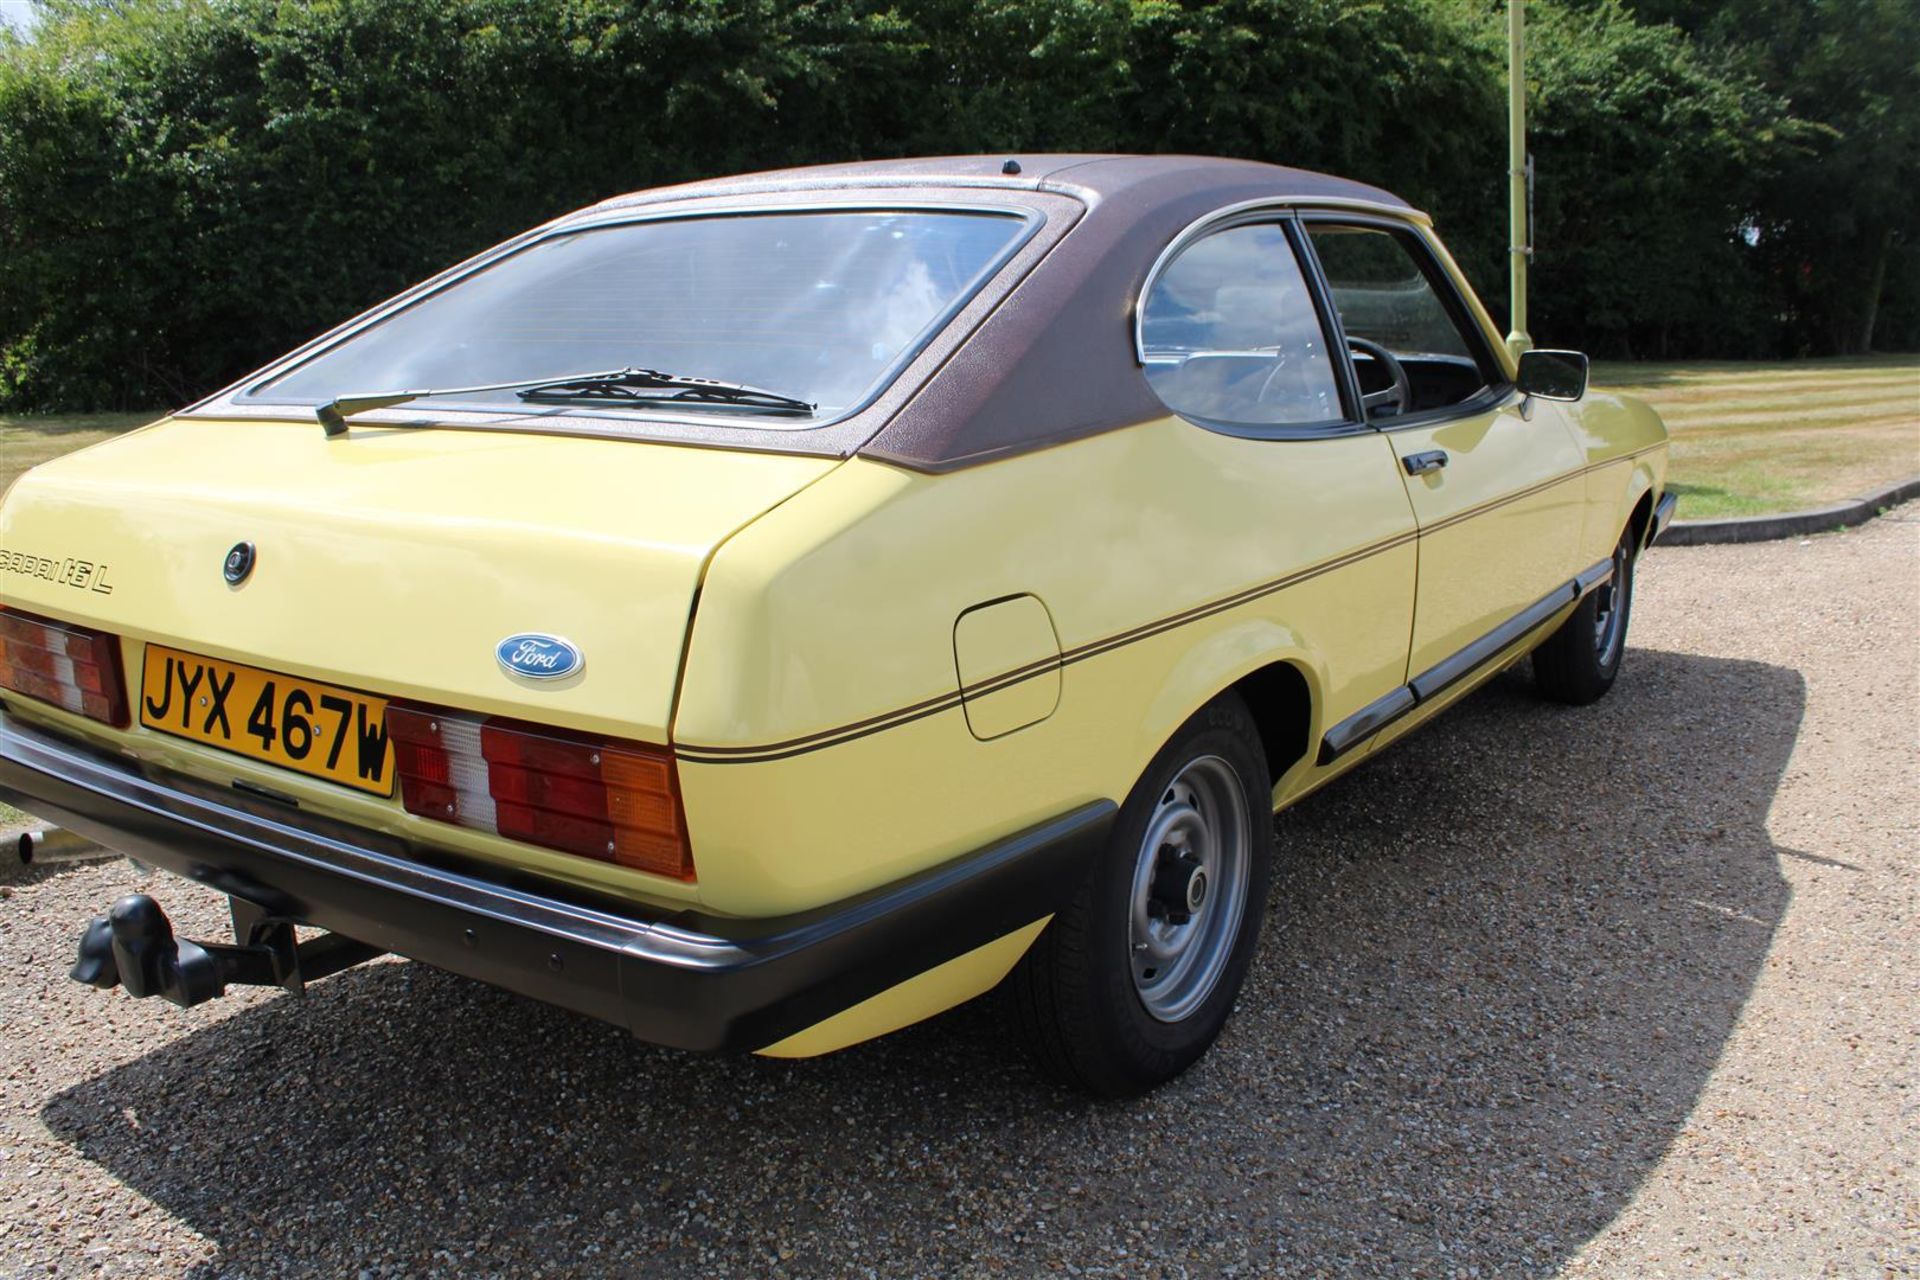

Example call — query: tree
[0,0,1894,410]
[1618,0,1920,353]
[1516,1,1806,356]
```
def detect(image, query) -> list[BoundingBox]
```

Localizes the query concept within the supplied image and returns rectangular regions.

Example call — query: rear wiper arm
[316,367,814,437]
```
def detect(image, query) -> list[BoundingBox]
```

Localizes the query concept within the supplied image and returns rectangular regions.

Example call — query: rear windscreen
[252,210,1030,425]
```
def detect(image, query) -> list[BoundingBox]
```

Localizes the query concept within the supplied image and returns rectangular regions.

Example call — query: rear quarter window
[1138,221,1343,429]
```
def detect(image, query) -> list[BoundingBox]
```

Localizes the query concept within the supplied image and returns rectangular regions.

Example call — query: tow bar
[69,894,384,1009]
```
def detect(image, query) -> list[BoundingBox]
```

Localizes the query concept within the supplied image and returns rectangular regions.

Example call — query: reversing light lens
[385,703,692,881]
[0,607,130,727]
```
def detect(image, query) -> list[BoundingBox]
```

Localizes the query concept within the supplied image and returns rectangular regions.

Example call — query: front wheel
[1007,694,1272,1097]
[1533,526,1636,705]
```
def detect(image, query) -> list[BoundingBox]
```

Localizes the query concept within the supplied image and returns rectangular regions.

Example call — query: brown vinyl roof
[580,154,1412,218]
[588,155,1416,471]
[196,157,1423,467]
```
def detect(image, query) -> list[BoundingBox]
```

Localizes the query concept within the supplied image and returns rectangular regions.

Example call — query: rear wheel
[1533,526,1635,705]
[1008,694,1272,1097]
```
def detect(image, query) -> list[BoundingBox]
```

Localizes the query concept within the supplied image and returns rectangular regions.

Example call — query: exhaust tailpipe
[16,828,117,867]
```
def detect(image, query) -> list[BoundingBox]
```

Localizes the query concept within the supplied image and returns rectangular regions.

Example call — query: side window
[1304,224,1500,418]
[1139,222,1343,428]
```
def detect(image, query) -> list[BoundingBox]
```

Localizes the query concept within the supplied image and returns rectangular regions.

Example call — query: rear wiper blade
[516,367,817,416]
[315,367,814,437]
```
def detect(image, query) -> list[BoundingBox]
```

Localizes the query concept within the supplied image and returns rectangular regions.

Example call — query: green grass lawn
[1,359,1918,523]
[0,410,157,496]
[1594,353,1920,520]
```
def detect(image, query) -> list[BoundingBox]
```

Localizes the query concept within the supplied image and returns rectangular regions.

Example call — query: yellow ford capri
[0,155,1673,1095]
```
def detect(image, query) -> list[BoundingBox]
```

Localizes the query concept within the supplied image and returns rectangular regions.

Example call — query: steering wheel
[1255,348,1316,412]
[1346,336,1412,418]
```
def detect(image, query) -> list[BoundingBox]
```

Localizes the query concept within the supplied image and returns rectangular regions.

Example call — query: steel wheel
[1127,754,1251,1023]
[1592,538,1630,667]
[1009,693,1272,1096]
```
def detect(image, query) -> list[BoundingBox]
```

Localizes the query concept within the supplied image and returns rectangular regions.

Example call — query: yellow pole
[1506,0,1532,358]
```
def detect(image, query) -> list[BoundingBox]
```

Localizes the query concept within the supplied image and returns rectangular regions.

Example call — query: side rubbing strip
[1408,582,1577,702]
[1317,557,1614,764]
[1574,558,1615,595]
[1317,686,1416,765]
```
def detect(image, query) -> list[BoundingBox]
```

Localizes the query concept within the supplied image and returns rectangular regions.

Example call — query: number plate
[138,645,395,796]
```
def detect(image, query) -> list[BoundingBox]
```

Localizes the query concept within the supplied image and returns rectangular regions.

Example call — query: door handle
[1402,449,1448,476]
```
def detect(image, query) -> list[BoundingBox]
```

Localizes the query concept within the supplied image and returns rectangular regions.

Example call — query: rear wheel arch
[1229,660,1315,790]
[1129,620,1325,807]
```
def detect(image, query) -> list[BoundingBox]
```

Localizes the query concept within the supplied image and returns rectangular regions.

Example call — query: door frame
[1291,209,1519,434]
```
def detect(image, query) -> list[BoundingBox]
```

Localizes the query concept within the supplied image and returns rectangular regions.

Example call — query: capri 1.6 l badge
[496,633,582,681]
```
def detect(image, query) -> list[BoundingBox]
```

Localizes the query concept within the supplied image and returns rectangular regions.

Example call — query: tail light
[0,607,129,728]
[385,703,692,881]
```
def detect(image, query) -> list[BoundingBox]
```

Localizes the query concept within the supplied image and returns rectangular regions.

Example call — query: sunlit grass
[0,410,159,495]
[1594,354,1920,520]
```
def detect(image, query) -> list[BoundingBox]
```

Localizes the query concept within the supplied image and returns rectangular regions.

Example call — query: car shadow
[41,648,1800,1277]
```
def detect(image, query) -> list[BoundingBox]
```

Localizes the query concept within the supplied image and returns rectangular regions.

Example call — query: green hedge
[0,0,1907,412]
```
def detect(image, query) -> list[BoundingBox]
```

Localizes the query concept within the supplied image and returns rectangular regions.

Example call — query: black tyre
[1533,525,1636,705]
[1008,693,1272,1097]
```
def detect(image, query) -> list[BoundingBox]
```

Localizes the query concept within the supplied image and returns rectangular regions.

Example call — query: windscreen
[253,210,1029,424]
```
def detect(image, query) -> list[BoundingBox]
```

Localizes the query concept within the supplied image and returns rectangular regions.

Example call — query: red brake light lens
[0,607,130,727]
[385,703,692,881]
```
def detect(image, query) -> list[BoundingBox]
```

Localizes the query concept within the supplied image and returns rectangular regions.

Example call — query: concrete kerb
[1660,475,1920,546]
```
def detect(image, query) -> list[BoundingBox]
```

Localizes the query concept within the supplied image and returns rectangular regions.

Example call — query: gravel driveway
[2,505,1914,1279]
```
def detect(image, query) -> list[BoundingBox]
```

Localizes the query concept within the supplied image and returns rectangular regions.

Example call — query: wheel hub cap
[1148,850,1205,924]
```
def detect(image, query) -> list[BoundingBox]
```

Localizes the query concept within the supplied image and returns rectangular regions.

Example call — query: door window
[1139,222,1343,429]
[1305,225,1502,420]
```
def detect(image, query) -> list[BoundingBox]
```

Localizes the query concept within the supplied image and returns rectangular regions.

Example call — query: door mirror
[1516,349,1589,402]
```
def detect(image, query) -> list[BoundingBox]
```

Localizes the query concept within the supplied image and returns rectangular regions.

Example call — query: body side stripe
[676,527,1420,762]
[676,445,1663,765]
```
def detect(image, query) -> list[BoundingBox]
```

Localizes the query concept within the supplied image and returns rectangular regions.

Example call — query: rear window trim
[1133,205,1363,438]
[227,200,1048,434]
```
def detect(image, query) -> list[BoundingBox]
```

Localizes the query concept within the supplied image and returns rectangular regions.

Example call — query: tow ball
[69,894,384,1009]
